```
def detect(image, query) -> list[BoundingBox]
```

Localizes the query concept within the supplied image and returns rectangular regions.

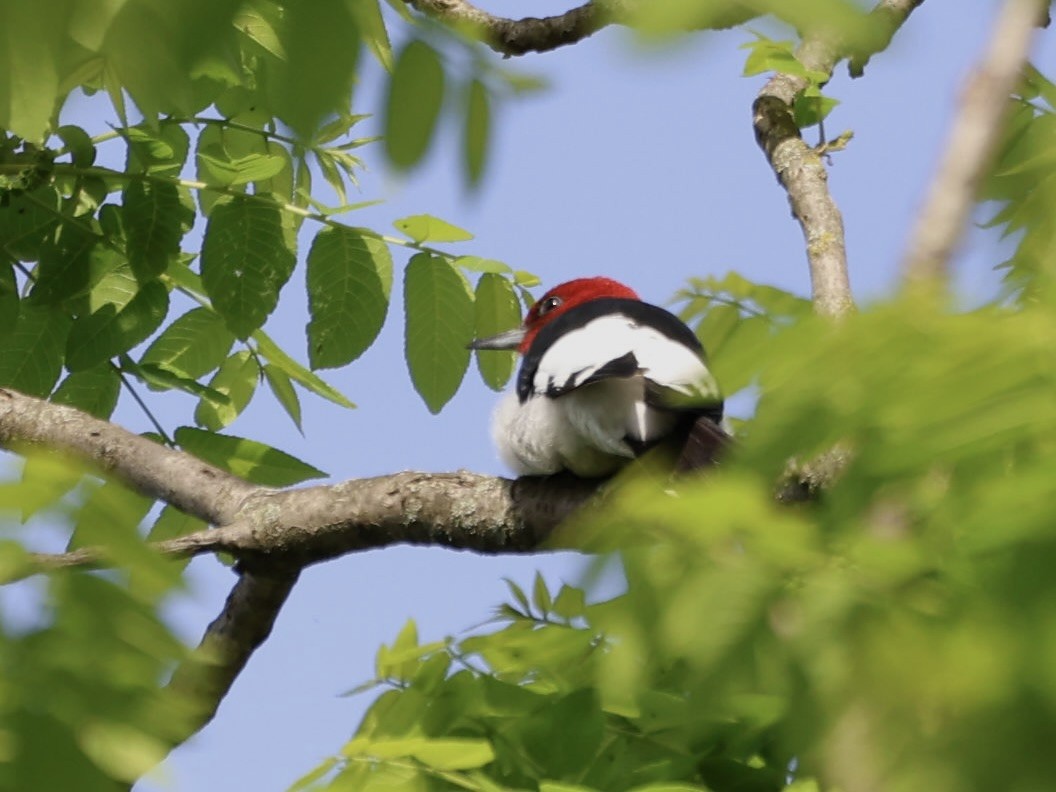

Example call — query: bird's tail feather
[675,416,732,472]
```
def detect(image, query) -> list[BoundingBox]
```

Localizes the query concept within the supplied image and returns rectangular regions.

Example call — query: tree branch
[166,568,300,738]
[901,0,1048,285]
[24,471,599,576]
[0,387,256,526]
[752,0,924,318]
[752,49,843,318]
[403,0,626,56]
[848,0,926,78]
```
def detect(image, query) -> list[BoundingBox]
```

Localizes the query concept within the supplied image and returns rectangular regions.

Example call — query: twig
[901,0,1048,285]
[752,45,851,318]
[849,0,926,78]
[403,0,625,56]
[752,0,925,319]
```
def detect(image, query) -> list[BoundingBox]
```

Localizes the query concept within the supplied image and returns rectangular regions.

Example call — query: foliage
[304,295,1056,792]
[1,1,1055,791]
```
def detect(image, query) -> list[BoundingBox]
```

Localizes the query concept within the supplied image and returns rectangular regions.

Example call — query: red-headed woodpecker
[470,277,728,477]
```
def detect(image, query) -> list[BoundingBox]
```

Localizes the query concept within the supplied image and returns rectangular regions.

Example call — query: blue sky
[42,4,1056,790]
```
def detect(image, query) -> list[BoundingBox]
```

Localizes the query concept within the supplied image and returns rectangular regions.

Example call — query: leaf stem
[113,362,176,447]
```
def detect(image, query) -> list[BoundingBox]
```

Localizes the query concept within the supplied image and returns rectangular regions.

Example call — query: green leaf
[519,690,604,777]
[455,256,511,275]
[503,577,532,615]
[32,223,99,305]
[473,273,520,390]
[741,35,826,82]
[0,185,61,260]
[51,365,121,419]
[254,330,356,409]
[342,737,495,771]
[552,585,586,621]
[0,1,63,139]
[410,739,495,771]
[125,124,190,175]
[195,150,289,186]
[57,125,96,167]
[0,304,71,396]
[125,359,231,405]
[532,571,553,615]
[122,179,185,282]
[306,227,393,369]
[201,196,296,338]
[66,280,170,372]
[263,363,303,431]
[0,264,18,335]
[174,427,327,486]
[194,351,259,430]
[513,270,542,288]
[352,0,393,71]
[404,253,473,413]
[393,214,474,244]
[147,504,205,544]
[140,307,236,379]
[464,79,490,186]
[793,85,840,129]
[385,39,444,169]
[270,0,360,136]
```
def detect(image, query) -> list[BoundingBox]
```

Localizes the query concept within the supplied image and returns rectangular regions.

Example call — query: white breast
[491,377,678,477]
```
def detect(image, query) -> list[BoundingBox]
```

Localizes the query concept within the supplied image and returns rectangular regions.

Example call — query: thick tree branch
[404,0,626,56]
[0,386,601,738]
[24,471,599,576]
[166,569,300,737]
[901,0,1048,285]
[0,388,256,526]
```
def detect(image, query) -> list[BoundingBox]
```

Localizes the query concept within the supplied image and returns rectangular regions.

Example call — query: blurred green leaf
[385,39,444,169]
[269,0,360,136]
[0,263,19,335]
[464,79,490,186]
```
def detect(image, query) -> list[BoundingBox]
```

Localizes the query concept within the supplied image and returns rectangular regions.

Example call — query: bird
[469,276,729,477]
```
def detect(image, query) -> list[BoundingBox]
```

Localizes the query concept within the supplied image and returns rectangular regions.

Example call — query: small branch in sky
[402,0,624,56]
[901,0,1048,286]
[752,0,924,319]
[849,0,926,78]
[753,37,853,319]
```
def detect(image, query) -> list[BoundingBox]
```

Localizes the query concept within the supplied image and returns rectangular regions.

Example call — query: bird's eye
[537,296,563,316]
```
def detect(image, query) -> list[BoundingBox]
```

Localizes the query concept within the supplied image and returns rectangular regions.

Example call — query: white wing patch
[532,314,718,402]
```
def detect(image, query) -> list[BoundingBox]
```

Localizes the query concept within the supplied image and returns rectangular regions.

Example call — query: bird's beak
[467,327,525,351]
